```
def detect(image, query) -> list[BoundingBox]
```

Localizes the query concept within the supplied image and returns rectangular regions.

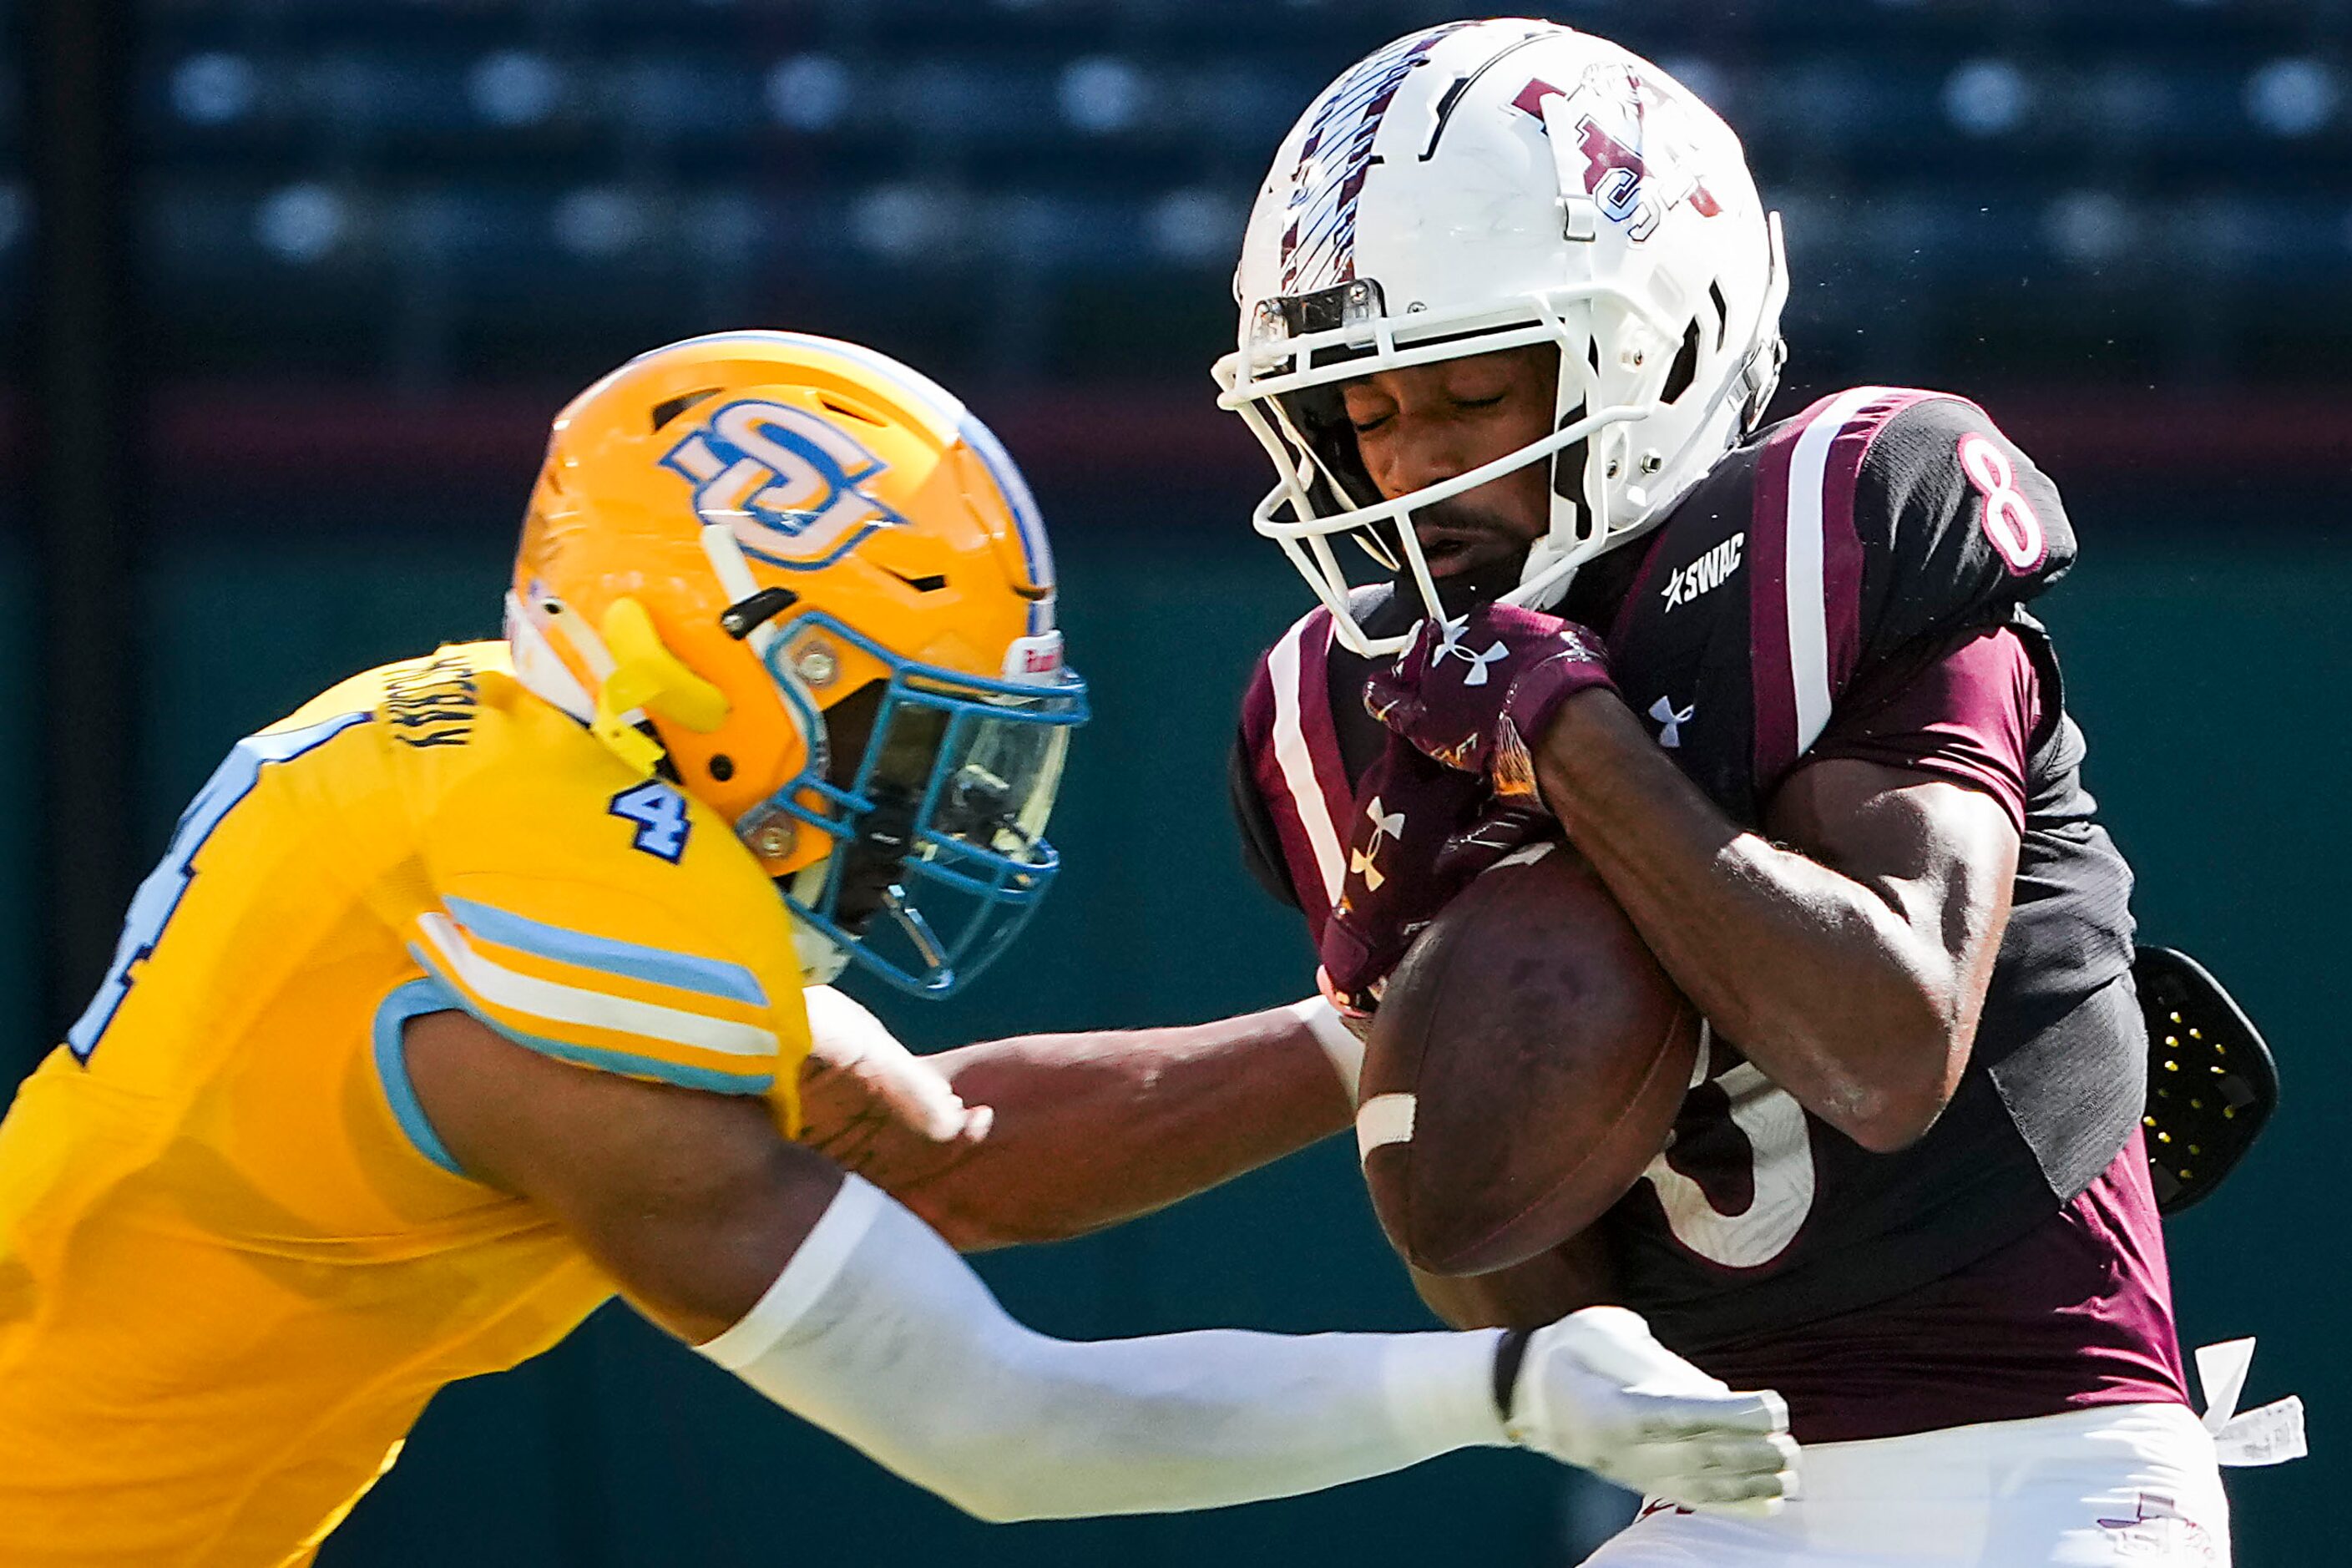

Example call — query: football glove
[1318,735,1553,1007]
[1365,605,1616,786]
[797,985,992,1176]
[1503,1306,1798,1516]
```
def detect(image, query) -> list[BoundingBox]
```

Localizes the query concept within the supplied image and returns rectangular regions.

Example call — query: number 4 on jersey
[609,781,692,863]
[68,710,372,1062]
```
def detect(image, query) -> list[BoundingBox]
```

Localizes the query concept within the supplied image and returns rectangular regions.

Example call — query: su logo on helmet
[659,397,907,570]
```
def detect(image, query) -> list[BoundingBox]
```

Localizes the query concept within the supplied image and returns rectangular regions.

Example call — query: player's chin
[1413,534,1489,580]
[1411,537,1533,609]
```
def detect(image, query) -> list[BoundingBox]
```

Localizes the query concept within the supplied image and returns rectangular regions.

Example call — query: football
[1407,1225,1621,1330]
[1357,841,1701,1277]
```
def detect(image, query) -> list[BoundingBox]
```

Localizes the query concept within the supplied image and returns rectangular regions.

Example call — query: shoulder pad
[1844,391,2076,662]
[1726,388,2073,776]
[412,718,809,1101]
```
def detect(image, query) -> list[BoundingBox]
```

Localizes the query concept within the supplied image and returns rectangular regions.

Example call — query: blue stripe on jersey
[443,895,770,1007]
[372,974,471,1178]
[410,943,779,1098]
[508,1035,775,1097]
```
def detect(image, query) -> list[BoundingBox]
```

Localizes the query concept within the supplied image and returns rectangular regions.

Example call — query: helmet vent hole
[819,392,890,427]
[1550,403,1590,503]
[650,388,722,431]
[1707,280,1730,350]
[1662,319,1702,405]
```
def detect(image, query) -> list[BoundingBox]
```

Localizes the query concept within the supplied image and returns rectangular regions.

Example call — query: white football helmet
[1213,18,1789,654]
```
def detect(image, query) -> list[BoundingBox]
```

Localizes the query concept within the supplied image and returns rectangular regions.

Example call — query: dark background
[3,2,2344,1563]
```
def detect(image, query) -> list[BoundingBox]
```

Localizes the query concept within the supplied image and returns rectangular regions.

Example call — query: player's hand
[1318,736,1553,1007]
[1365,604,1616,784]
[797,986,993,1186]
[1504,1306,1798,1516]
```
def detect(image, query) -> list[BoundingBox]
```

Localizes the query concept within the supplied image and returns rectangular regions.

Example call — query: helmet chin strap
[1516,533,1581,613]
[785,861,852,982]
[1515,432,1604,614]
[503,591,598,723]
[788,913,852,984]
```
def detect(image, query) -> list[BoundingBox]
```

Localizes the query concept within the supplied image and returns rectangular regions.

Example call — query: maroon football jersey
[1232,387,2187,1439]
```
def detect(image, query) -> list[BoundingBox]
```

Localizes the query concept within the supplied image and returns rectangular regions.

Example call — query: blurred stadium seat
[8,0,2329,422]
[114,0,2346,392]
[119,4,2342,399]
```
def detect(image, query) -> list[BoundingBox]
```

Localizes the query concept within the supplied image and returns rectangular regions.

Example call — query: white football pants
[1581,1403,2228,1566]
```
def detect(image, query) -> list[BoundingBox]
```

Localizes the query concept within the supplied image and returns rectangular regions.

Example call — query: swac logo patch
[1662,531,1744,610]
[660,398,908,571]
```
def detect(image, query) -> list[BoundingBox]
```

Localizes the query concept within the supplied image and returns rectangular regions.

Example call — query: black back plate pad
[2134,945,2279,1216]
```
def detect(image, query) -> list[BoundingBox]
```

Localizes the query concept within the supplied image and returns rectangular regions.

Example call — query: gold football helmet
[508,331,1085,994]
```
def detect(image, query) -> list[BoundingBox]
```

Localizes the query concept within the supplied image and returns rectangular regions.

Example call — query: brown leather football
[1358,841,1700,1277]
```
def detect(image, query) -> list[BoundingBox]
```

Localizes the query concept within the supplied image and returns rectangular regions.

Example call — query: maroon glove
[1364,604,1617,785]
[1318,733,1555,1007]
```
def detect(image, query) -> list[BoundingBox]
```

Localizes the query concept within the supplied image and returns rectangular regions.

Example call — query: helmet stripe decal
[1278,24,1468,291]
[954,414,1056,635]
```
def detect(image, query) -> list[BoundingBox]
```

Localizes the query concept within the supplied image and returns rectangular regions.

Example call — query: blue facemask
[739,610,1088,997]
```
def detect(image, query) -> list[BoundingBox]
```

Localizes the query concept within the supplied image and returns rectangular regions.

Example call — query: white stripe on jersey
[1782,386,1885,756]
[1267,616,1346,906]
[415,912,778,1060]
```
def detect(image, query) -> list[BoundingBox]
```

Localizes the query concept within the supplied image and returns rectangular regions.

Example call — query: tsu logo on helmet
[660,399,906,569]
[1511,64,1724,243]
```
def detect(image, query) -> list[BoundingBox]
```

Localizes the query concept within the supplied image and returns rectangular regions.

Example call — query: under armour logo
[1649,695,1695,748]
[1429,615,1509,686]
[1349,796,1406,890]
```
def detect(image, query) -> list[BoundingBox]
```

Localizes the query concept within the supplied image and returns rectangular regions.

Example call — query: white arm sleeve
[696,1175,1505,1522]
[1288,994,1367,1104]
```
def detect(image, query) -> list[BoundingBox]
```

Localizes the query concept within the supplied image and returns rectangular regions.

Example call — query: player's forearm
[894,1004,1354,1250]
[1535,693,1968,1151]
[701,1176,1505,1521]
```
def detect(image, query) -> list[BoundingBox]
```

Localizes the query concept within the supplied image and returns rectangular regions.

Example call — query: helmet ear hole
[1661,318,1702,405]
[1550,404,1590,509]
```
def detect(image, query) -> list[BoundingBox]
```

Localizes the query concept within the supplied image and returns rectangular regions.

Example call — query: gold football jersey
[0,642,812,1565]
